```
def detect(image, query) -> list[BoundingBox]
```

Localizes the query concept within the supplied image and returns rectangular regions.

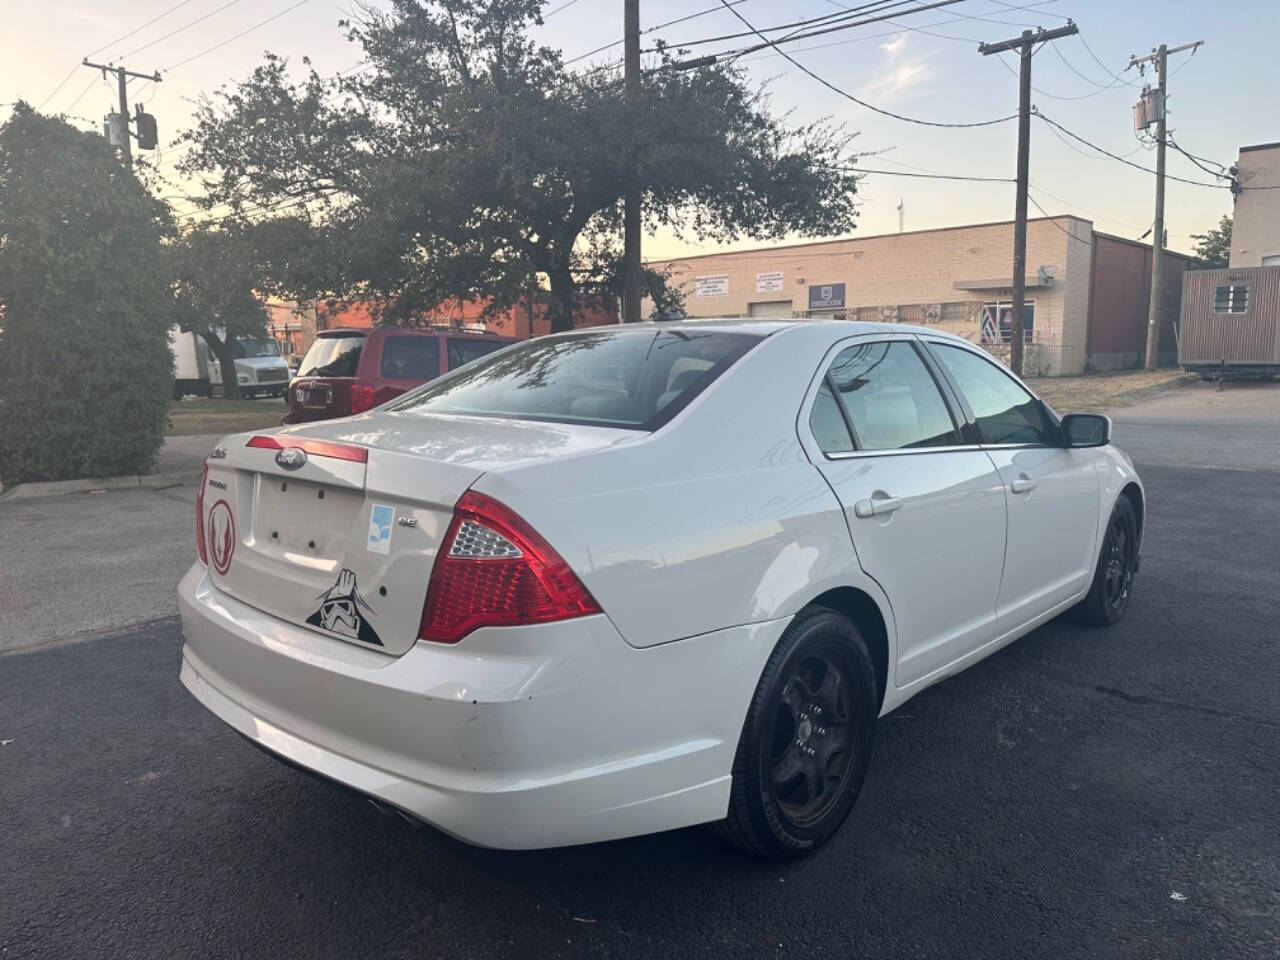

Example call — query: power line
[708,0,969,63]
[564,0,751,65]
[91,0,200,58]
[845,165,1014,182]
[1049,38,1121,90]
[120,0,246,60]
[544,0,586,18]
[709,0,1017,128]
[1034,111,1225,188]
[1166,134,1229,181]
[37,64,81,111]
[64,74,105,113]
[165,0,312,72]
[668,0,908,50]
[726,0,1059,67]
[36,0,195,111]
[1075,33,1137,88]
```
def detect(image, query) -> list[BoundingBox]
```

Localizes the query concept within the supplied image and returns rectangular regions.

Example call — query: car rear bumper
[177,564,785,849]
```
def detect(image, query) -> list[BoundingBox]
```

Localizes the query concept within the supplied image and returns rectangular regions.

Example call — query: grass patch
[167,397,287,436]
[1028,368,1195,414]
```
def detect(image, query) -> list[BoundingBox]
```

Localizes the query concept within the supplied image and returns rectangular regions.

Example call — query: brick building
[267,297,618,360]
[646,216,1195,376]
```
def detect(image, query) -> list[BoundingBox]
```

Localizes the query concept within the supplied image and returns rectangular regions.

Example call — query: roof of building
[1239,141,1280,154]
[644,215,1090,266]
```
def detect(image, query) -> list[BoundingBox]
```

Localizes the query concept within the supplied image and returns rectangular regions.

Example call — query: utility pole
[622,0,642,323]
[1129,41,1202,371]
[81,59,161,173]
[979,21,1077,377]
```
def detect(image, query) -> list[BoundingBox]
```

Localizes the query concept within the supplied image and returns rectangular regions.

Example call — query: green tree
[171,226,271,400]
[1191,215,1231,268]
[0,104,173,486]
[177,0,859,331]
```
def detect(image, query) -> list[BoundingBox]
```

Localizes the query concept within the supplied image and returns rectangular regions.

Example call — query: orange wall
[315,297,617,338]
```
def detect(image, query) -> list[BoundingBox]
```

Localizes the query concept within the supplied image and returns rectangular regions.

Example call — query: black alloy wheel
[1072,495,1139,626]
[714,609,878,858]
[768,648,861,829]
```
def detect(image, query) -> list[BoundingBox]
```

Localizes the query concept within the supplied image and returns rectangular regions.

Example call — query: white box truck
[170,327,292,399]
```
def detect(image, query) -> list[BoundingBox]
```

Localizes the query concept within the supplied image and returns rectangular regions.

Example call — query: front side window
[381,336,441,379]
[933,344,1055,446]
[389,328,762,430]
[1213,285,1249,314]
[822,341,958,451]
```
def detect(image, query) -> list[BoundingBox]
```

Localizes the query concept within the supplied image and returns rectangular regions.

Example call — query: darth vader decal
[306,568,384,647]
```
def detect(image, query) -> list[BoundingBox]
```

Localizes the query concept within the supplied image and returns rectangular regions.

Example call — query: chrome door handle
[1009,475,1037,494]
[854,496,903,518]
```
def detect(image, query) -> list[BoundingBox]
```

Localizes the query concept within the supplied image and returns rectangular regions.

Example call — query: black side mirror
[1061,413,1111,447]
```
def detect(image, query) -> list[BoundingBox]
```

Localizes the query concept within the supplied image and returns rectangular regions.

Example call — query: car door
[924,340,1102,635]
[806,336,1009,688]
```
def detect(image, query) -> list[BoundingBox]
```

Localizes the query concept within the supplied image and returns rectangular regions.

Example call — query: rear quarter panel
[472,324,894,652]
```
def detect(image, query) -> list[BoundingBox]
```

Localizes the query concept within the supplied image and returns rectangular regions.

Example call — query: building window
[1213,285,1249,314]
[980,300,1036,344]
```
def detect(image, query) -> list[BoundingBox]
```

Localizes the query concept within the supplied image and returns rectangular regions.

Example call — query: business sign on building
[695,275,729,298]
[755,271,784,293]
[808,282,846,311]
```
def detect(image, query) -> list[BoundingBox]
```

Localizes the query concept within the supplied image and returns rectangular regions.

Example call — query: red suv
[283,326,515,424]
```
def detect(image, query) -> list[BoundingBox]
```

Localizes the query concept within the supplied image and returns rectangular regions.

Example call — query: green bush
[0,104,174,487]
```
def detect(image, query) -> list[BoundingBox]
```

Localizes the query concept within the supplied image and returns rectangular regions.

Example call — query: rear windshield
[388,328,762,430]
[297,336,365,378]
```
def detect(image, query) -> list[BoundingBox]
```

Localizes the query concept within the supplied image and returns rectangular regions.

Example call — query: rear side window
[297,336,364,378]
[380,336,441,379]
[824,341,958,450]
[389,329,762,430]
[447,338,505,369]
[810,380,855,454]
[932,344,1054,445]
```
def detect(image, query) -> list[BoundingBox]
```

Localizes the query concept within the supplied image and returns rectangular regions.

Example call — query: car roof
[557,317,976,346]
[317,327,514,340]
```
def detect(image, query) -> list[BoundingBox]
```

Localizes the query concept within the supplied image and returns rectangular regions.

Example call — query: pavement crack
[1091,684,1280,729]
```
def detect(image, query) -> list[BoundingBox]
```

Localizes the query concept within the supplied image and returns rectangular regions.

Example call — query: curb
[0,471,196,502]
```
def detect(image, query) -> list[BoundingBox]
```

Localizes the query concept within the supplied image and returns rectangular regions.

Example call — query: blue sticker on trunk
[368,504,394,554]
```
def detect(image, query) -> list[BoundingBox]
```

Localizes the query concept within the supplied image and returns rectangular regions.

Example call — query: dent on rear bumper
[177,564,788,849]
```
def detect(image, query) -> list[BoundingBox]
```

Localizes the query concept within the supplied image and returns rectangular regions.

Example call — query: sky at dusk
[3,0,1269,260]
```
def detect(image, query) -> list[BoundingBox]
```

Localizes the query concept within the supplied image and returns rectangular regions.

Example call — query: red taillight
[419,491,601,644]
[350,382,376,414]
[196,461,208,564]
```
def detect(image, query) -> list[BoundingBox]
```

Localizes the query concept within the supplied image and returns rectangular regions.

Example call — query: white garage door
[747,300,794,318]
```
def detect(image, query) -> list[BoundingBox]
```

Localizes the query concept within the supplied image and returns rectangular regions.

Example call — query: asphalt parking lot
[2,384,1278,959]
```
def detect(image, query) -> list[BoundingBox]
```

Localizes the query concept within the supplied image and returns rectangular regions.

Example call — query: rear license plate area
[299,387,333,408]
[254,475,361,561]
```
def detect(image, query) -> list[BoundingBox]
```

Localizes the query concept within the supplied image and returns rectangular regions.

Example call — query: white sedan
[179,320,1143,858]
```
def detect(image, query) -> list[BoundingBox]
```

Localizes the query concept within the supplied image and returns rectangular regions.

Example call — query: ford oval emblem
[275,447,307,471]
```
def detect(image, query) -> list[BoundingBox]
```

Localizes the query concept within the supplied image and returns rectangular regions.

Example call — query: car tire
[1071,496,1138,626]
[712,609,878,858]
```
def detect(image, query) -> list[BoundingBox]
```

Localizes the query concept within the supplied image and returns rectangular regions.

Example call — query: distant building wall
[313,297,617,340]
[1230,142,1280,268]
[1085,235,1194,370]
[648,217,1083,375]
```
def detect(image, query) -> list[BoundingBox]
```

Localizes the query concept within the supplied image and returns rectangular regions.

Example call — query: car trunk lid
[203,413,638,655]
